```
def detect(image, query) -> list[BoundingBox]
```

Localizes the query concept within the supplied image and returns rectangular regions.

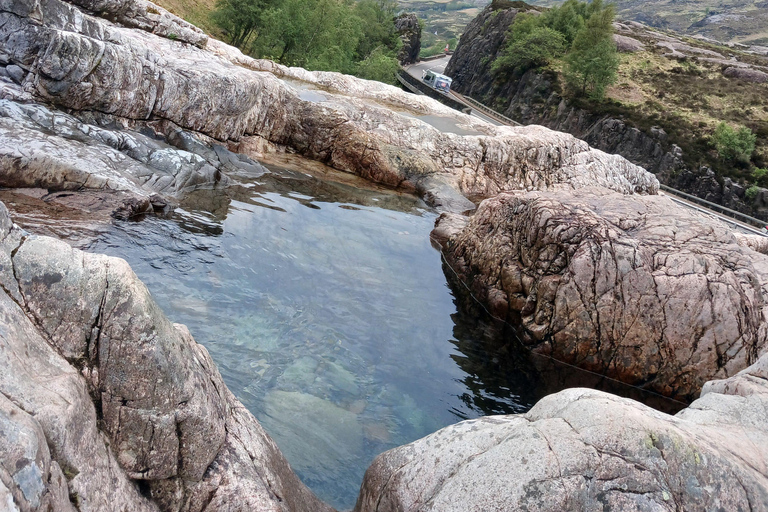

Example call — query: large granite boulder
[432,187,768,399]
[355,350,768,511]
[0,202,333,512]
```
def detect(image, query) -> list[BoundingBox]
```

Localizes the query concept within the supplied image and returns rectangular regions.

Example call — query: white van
[422,70,452,94]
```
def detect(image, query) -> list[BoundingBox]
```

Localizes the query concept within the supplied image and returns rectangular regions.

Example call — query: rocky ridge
[395,13,421,65]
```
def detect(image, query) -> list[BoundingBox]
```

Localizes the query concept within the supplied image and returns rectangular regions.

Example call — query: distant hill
[529,0,768,46]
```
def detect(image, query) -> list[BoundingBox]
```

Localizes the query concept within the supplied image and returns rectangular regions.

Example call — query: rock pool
[0,161,682,510]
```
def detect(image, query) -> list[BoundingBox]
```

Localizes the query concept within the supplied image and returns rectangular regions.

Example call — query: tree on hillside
[211,0,272,48]
[712,122,756,164]
[563,1,618,100]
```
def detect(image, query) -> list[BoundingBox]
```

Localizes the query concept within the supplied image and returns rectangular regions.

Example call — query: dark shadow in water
[443,260,687,417]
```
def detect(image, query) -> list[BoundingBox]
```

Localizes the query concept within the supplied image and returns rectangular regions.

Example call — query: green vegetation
[493,0,619,100]
[491,23,565,73]
[753,168,768,188]
[711,122,757,165]
[529,0,768,46]
[746,185,761,201]
[211,0,402,83]
[419,37,457,58]
[562,2,618,99]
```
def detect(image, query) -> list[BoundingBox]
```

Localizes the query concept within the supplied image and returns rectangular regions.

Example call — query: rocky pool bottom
[0,163,684,510]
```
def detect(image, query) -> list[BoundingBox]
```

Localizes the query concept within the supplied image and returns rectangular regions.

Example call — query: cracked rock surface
[0,202,333,512]
[432,187,768,399]
[355,352,768,511]
[0,0,657,216]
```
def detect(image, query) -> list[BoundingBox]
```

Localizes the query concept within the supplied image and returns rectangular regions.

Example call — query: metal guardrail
[458,95,521,127]
[399,63,766,235]
[419,51,454,62]
[660,184,768,233]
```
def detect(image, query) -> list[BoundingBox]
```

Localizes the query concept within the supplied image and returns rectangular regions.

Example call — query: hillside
[530,0,768,46]
[445,0,768,219]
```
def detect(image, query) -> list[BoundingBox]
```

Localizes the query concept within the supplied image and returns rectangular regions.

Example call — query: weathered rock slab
[355,351,768,511]
[433,187,768,399]
[0,0,657,215]
[0,202,333,512]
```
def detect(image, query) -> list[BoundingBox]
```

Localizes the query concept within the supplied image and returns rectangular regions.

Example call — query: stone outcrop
[0,98,241,218]
[0,201,334,512]
[394,13,421,65]
[432,187,768,399]
[355,349,768,511]
[723,66,768,83]
[613,33,644,52]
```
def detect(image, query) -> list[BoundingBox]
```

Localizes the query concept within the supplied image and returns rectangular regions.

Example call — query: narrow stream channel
[1,161,684,510]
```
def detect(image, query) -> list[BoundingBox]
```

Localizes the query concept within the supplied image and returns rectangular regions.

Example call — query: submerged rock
[433,187,768,399]
[355,351,768,511]
[0,202,333,512]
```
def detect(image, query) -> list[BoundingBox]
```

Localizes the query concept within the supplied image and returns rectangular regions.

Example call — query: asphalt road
[405,56,451,81]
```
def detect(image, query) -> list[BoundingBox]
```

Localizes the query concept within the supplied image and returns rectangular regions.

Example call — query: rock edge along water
[2,0,767,509]
[432,187,768,401]
[354,351,768,511]
[0,200,335,512]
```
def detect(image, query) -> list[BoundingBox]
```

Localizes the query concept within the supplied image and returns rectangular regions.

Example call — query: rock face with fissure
[432,187,768,400]
[0,0,656,217]
[0,202,333,512]
[355,351,768,512]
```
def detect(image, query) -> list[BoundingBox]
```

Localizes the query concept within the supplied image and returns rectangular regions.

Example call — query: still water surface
[65,165,535,509]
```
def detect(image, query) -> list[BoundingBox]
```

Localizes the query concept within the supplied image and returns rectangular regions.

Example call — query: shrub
[491,26,566,76]
[746,185,761,201]
[752,167,768,187]
[712,122,756,164]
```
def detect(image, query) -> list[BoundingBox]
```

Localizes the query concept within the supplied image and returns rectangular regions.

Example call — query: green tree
[492,25,565,76]
[538,0,587,45]
[213,0,403,83]
[211,0,271,48]
[355,46,400,84]
[250,0,362,71]
[352,0,400,61]
[563,1,618,100]
[712,122,757,164]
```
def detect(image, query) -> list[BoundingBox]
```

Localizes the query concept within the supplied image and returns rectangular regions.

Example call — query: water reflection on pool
[73,166,534,509]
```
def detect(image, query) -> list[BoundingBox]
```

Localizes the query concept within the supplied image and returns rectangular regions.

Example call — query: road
[406,56,450,80]
[403,56,504,126]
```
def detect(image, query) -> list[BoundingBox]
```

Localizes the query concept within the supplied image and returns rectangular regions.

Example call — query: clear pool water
[65,165,536,509]
[2,161,683,510]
